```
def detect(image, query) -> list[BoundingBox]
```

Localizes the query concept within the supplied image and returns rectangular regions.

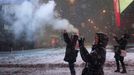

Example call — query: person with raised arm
[63,30,79,75]
[79,32,108,75]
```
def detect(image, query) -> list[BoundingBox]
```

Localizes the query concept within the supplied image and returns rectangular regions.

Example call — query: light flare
[68,0,76,5]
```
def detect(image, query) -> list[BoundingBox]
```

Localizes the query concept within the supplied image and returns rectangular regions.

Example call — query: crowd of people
[63,30,129,75]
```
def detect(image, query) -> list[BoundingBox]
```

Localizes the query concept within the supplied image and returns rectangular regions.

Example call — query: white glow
[69,0,75,5]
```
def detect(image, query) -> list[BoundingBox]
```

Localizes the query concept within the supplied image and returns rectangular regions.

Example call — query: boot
[120,60,127,73]
[120,70,127,73]
[114,63,120,72]
[114,69,120,72]
[115,59,120,72]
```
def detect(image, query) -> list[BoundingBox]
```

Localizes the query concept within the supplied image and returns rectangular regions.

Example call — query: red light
[114,0,121,28]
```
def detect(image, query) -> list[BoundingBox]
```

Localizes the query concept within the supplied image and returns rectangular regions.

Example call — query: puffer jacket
[79,33,108,75]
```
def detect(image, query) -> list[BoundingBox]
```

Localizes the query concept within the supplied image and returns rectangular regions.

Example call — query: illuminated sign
[113,0,133,27]
[119,0,133,13]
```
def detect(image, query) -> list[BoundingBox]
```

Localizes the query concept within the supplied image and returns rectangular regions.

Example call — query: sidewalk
[0,48,134,75]
[0,66,134,75]
[0,48,134,66]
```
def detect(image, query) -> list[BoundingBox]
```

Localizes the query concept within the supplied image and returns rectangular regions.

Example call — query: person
[113,34,129,73]
[78,32,109,75]
[63,30,79,75]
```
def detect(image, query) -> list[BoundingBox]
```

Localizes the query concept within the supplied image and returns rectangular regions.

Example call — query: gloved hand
[78,37,85,47]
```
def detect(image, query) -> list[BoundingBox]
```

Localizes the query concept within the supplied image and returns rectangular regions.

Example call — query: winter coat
[114,37,128,50]
[80,45,106,75]
[63,32,78,63]
[114,37,128,59]
[114,45,121,59]
[79,33,108,75]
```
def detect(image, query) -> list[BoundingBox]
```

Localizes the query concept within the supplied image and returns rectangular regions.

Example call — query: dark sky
[54,0,117,44]
[55,0,114,30]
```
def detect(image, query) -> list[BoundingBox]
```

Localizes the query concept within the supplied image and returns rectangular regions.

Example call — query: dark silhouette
[79,33,108,75]
[63,30,79,75]
[114,34,129,73]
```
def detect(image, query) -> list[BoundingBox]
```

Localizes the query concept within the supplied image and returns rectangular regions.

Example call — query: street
[0,48,134,75]
[0,66,134,75]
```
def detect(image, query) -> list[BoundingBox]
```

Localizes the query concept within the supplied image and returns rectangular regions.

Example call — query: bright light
[132,24,134,28]
[69,0,75,5]
[94,26,97,29]
[91,20,94,24]
[102,10,106,13]
[88,19,91,22]
[81,22,85,28]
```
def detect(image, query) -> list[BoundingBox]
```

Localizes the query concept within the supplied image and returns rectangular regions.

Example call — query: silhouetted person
[63,30,79,75]
[79,33,108,75]
[114,34,129,73]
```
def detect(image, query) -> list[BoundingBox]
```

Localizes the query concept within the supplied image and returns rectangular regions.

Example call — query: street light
[88,19,91,22]
[69,0,76,5]
[91,20,94,24]
[102,9,106,13]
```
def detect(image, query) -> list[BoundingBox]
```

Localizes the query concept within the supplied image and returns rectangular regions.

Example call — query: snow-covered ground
[0,66,134,75]
[0,48,134,66]
[0,48,134,75]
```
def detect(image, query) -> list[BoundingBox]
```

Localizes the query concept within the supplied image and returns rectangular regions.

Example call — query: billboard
[119,0,133,13]
[114,0,133,27]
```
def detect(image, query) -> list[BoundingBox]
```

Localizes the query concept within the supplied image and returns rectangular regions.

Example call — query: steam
[3,0,78,40]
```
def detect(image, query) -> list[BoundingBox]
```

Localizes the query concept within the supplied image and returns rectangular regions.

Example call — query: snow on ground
[0,67,134,75]
[0,47,134,66]
[0,48,134,75]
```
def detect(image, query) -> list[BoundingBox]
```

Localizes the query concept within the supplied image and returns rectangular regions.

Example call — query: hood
[96,32,109,47]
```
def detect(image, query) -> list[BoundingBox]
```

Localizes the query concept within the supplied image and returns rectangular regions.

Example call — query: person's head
[71,34,78,42]
[95,32,109,47]
[122,33,129,39]
[94,34,99,45]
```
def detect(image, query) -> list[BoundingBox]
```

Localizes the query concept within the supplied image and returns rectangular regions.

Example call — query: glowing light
[105,26,108,29]
[81,22,85,28]
[91,21,94,24]
[88,19,94,24]
[94,26,97,29]
[88,19,91,22]
[69,0,75,5]
[132,24,134,28]
[102,10,106,13]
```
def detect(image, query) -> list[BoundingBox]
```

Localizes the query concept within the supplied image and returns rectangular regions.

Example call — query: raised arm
[79,38,91,62]
[63,31,71,44]
[114,36,120,44]
[119,38,127,49]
